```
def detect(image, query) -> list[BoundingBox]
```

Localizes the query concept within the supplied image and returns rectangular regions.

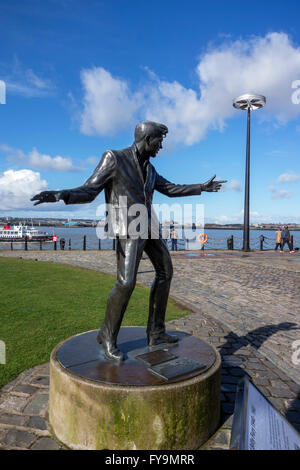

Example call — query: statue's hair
[134,121,168,142]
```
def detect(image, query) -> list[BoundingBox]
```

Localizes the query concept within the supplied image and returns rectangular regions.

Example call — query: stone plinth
[49,328,221,450]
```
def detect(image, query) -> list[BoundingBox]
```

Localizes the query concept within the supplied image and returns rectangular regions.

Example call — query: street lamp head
[233,93,266,111]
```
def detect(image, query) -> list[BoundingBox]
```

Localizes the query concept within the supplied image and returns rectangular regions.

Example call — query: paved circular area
[0,249,300,450]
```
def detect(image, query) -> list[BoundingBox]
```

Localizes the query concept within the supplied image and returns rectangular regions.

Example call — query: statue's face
[145,135,164,158]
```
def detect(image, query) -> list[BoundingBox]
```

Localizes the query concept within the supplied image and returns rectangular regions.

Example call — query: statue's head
[134,121,168,158]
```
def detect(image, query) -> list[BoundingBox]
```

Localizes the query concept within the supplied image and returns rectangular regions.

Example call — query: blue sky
[0,0,300,223]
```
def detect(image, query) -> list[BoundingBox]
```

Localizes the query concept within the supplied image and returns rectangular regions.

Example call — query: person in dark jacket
[281,225,295,253]
[31,121,226,361]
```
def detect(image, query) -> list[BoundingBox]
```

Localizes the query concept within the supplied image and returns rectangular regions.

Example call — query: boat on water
[0,224,56,242]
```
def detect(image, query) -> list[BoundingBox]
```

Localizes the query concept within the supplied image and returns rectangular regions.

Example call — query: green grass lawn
[0,257,190,388]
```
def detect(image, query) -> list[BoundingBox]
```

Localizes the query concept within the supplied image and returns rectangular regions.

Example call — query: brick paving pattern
[0,249,299,450]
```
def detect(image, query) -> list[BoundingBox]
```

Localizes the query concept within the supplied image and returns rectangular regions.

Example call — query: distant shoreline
[1,220,300,231]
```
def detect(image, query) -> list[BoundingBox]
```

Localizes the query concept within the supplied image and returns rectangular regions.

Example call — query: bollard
[40,240,42,251]
[227,237,231,250]
[227,235,234,250]
[25,236,28,251]
[69,239,71,250]
[10,241,13,251]
[83,235,86,251]
[98,239,101,250]
[259,235,264,251]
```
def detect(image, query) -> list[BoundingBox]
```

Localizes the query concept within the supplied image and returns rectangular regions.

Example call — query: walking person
[281,225,295,253]
[275,227,282,251]
[170,227,178,251]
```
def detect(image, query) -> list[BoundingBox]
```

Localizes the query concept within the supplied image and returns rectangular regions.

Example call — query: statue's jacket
[61,145,202,238]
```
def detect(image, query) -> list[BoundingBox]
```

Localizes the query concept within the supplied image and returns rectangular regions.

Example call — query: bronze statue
[31,121,226,361]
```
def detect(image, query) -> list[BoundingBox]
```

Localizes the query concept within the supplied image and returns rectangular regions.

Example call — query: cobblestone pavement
[1,249,300,450]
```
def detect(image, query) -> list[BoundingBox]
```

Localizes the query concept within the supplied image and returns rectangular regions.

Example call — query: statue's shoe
[147,332,179,347]
[97,330,124,362]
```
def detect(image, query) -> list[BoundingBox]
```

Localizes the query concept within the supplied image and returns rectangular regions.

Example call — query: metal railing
[2,234,300,252]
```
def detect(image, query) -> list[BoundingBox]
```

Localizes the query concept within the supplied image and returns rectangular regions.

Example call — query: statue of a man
[31,121,226,361]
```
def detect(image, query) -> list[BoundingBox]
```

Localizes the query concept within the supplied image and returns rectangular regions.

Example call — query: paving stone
[212,431,230,446]
[23,394,49,415]
[25,416,48,431]
[31,437,61,450]
[33,364,50,375]
[0,429,8,441]
[270,388,296,399]
[268,397,286,412]
[0,395,28,413]
[4,429,36,448]
[0,412,28,426]
[13,384,38,395]
[252,377,270,387]
[1,378,20,392]
[30,376,50,386]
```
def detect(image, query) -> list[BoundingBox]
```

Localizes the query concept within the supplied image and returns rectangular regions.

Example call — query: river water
[1,226,299,251]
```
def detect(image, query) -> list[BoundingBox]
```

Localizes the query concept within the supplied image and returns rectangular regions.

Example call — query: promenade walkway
[0,249,299,450]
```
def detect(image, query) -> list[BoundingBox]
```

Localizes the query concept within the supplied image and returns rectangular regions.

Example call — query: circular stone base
[49,327,221,450]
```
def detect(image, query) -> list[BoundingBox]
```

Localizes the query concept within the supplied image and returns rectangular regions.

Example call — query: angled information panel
[230,376,300,450]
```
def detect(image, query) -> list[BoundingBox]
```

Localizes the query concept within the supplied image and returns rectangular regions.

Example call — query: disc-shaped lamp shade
[233,94,266,111]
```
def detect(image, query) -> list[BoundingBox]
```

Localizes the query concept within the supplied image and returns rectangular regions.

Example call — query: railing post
[25,236,28,251]
[83,235,86,251]
[10,241,13,251]
[186,239,189,251]
[260,235,264,251]
[113,239,116,251]
[98,239,101,250]
[40,240,42,251]
[291,235,294,251]
[68,239,71,250]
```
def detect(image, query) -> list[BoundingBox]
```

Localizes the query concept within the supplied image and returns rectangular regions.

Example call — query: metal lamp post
[233,94,266,252]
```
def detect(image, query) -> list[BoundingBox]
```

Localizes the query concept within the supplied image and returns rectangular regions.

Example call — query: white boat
[0,224,55,242]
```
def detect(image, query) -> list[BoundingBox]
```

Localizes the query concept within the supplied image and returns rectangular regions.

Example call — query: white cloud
[0,169,47,210]
[276,172,300,183]
[220,179,242,192]
[28,148,81,172]
[1,57,54,98]
[80,67,142,135]
[78,32,300,145]
[0,144,82,172]
[269,186,293,199]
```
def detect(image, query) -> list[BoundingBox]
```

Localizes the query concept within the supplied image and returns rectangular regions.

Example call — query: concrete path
[0,249,299,450]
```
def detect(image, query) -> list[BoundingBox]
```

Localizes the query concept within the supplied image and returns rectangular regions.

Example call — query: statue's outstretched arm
[31,151,116,206]
[155,172,226,197]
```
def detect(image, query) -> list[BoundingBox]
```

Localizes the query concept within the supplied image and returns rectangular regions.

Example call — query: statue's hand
[201,175,227,192]
[31,190,61,206]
